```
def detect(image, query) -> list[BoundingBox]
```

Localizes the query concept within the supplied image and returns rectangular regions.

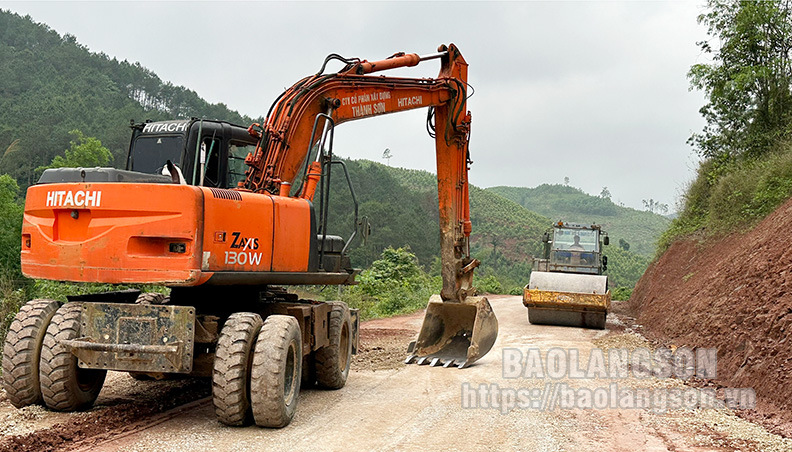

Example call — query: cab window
[227,142,255,188]
[129,135,184,175]
[199,137,222,187]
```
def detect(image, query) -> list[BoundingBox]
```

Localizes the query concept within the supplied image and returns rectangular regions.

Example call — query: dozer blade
[405,295,498,368]
[523,272,610,329]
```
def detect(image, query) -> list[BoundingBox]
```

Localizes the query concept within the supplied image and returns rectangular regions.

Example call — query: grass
[658,145,792,254]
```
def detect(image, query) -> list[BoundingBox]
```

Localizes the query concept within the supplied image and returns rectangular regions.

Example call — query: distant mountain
[487,184,670,257]
[0,10,257,188]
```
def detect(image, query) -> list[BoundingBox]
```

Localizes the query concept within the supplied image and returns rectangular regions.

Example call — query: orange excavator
[3,44,497,427]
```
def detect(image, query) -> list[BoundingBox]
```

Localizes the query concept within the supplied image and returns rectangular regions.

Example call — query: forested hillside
[323,160,649,290]
[0,10,256,188]
[321,159,548,290]
[488,184,670,256]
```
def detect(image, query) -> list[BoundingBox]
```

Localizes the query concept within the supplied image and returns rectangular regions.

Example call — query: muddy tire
[250,315,302,428]
[212,312,263,426]
[314,302,352,389]
[136,292,167,305]
[40,303,106,411]
[2,299,61,408]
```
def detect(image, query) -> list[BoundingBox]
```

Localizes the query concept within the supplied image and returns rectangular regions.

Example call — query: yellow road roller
[523,222,610,329]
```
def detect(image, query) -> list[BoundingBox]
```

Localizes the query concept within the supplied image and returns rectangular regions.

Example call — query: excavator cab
[126,119,259,188]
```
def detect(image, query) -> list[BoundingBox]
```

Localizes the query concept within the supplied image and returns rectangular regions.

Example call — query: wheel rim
[283,341,297,405]
[339,321,350,372]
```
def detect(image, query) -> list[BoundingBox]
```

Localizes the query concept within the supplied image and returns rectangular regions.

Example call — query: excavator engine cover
[406,295,498,368]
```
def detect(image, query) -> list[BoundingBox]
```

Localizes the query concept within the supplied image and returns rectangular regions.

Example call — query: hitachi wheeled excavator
[3,44,497,428]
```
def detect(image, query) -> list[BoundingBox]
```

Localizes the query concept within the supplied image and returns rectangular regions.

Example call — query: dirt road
[1,296,790,451]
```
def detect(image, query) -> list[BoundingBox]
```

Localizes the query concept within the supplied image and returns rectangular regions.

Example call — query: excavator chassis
[3,288,359,427]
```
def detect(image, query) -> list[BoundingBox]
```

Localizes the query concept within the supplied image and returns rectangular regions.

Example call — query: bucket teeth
[404,355,416,365]
[417,357,429,366]
[430,358,442,367]
[442,360,455,368]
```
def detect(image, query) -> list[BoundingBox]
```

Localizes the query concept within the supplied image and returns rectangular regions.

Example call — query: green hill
[322,159,550,289]
[323,160,649,289]
[0,10,257,188]
[487,184,670,257]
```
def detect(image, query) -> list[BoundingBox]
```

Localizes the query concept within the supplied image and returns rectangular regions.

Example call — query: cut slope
[631,196,792,428]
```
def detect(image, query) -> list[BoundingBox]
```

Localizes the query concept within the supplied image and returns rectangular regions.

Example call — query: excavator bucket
[405,295,498,368]
[523,272,610,329]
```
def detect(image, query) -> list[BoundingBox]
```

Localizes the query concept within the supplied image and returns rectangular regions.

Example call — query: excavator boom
[242,44,497,367]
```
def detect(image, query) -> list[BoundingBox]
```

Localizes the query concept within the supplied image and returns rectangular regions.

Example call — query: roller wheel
[250,315,302,428]
[2,299,60,408]
[40,303,106,411]
[212,312,263,426]
[528,308,607,330]
[314,302,352,389]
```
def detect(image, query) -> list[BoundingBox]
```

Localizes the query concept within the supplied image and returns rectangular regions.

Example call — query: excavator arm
[242,44,497,367]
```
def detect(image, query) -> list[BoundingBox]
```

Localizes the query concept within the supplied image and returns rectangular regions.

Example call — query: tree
[642,198,669,215]
[37,129,113,171]
[689,1,792,159]
[382,148,392,166]
[599,186,612,200]
[0,174,23,275]
[564,176,570,185]
[618,238,631,251]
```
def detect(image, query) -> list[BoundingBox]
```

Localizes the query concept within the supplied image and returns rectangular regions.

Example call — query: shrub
[658,145,792,253]
[611,286,633,301]
[476,275,502,295]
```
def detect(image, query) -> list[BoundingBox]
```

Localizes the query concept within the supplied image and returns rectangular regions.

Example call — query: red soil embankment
[631,197,792,431]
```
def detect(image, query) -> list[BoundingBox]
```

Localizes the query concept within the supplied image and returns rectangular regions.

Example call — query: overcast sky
[3,1,709,211]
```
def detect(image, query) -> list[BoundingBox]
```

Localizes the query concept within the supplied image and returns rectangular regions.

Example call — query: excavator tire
[213,312,263,426]
[40,303,106,411]
[527,308,606,330]
[2,299,61,408]
[314,302,352,389]
[250,315,302,428]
